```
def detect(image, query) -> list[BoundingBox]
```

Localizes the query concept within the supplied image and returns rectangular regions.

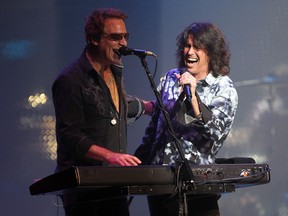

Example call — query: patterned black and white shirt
[135,68,238,166]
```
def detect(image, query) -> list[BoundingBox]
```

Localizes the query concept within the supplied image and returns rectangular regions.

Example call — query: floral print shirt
[135,68,238,166]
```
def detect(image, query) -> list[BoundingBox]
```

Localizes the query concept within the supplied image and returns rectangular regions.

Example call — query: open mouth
[187,57,198,64]
[113,49,121,58]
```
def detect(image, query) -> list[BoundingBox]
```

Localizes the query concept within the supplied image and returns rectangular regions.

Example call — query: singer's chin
[113,56,122,65]
[113,60,124,67]
[185,67,195,74]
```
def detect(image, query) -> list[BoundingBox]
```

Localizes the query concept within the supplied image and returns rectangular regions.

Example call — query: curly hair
[85,8,128,54]
[176,22,230,77]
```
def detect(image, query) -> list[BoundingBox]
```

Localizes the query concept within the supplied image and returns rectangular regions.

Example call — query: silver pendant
[111,118,117,125]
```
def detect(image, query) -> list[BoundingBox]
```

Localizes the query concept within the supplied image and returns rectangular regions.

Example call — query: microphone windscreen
[118,46,131,56]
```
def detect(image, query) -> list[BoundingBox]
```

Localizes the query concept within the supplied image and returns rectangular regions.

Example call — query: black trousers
[148,194,221,216]
[61,193,130,216]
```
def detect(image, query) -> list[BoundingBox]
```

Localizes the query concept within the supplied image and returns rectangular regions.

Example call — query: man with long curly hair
[135,22,238,216]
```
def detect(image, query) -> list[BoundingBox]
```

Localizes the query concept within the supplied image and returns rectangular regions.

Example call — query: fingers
[123,155,142,166]
[107,153,142,166]
[176,72,196,86]
[118,154,141,166]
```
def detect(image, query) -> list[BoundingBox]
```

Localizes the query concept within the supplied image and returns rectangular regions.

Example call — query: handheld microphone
[180,69,192,102]
[118,46,156,57]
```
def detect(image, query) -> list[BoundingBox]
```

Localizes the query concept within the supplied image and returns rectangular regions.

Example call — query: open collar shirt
[52,51,127,172]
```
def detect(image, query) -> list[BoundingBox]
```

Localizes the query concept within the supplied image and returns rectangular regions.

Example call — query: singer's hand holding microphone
[176,70,197,102]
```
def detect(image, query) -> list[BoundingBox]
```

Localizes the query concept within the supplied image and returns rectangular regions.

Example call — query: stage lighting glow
[28,93,48,108]
[1,40,34,59]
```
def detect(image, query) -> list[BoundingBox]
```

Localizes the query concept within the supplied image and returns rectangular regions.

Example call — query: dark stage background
[1,1,288,215]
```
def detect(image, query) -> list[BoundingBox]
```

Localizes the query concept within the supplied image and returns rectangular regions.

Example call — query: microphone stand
[138,56,196,216]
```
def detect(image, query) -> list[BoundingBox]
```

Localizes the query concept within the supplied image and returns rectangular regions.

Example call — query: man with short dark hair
[52,8,145,216]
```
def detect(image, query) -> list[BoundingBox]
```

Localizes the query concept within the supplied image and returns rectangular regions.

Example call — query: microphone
[118,46,156,57]
[180,69,192,102]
